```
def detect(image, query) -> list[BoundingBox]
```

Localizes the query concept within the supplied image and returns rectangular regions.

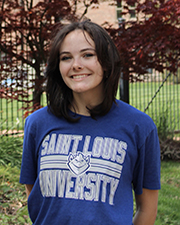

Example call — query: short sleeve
[132,127,161,194]
[19,117,37,184]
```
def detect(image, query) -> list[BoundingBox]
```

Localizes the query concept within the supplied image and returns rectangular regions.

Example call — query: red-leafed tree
[113,0,180,81]
[0,0,98,114]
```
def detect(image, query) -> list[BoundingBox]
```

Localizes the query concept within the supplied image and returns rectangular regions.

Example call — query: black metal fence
[129,69,180,141]
[1,66,180,140]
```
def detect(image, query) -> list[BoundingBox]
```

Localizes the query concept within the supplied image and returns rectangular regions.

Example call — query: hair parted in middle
[45,20,121,122]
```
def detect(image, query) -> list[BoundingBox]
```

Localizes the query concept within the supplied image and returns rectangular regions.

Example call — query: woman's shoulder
[26,106,49,121]
[25,106,60,129]
[114,99,156,128]
[115,99,151,116]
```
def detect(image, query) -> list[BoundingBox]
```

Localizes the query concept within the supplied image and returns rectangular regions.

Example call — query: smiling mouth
[71,74,89,79]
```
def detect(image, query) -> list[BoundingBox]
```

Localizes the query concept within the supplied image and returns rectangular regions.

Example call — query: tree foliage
[113,0,180,80]
[0,0,180,113]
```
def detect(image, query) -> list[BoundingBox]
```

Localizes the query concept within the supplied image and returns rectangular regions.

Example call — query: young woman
[20,20,161,225]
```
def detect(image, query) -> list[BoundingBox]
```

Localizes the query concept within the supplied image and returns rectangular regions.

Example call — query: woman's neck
[71,92,103,116]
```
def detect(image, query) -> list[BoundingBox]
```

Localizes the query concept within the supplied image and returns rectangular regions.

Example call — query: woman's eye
[84,53,94,58]
[60,56,71,61]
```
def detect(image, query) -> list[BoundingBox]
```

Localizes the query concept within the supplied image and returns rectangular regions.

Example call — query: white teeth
[73,75,87,79]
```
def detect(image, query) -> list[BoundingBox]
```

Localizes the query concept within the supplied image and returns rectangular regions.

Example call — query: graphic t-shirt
[20,100,161,225]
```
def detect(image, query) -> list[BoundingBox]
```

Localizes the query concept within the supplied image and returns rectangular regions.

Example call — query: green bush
[0,135,31,224]
[0,136,23,168]
[156,109,170,140]
[150,106,180,160]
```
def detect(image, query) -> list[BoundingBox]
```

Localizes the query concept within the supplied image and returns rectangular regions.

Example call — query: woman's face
[59,29,104,99]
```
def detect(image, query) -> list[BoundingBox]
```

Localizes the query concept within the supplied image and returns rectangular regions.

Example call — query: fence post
[120,73,129,104]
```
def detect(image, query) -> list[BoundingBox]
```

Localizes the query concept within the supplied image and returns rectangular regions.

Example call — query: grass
[0,165,31,225]
[0,98,25,131]
[156,161,180,225]
[0,94,46,131]
[0,154,180,224]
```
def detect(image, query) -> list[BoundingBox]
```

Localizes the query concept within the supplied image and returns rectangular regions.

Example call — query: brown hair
[45,20,121,122]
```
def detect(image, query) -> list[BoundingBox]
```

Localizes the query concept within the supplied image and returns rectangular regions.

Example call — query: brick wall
[76,0,118,27]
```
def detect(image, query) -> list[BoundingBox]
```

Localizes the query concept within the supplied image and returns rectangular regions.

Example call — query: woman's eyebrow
[59,51,70,55]
[60,48,96,55]
[80,48,96,52]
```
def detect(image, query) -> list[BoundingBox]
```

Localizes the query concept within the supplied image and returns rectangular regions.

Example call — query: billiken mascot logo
[67,152,90,176]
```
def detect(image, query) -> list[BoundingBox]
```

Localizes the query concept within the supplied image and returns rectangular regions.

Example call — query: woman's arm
[25,184,34,198]
[133,188,159,225]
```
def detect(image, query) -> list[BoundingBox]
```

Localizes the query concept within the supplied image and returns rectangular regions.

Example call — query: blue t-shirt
[20,100,161,225]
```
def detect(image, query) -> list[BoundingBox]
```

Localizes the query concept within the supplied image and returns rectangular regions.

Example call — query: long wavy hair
[45,20,121,122]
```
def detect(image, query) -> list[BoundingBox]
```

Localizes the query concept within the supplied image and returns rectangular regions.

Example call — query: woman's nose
[72,59,83,70]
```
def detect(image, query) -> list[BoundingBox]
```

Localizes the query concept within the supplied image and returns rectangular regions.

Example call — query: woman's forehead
[60,29,95,52]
